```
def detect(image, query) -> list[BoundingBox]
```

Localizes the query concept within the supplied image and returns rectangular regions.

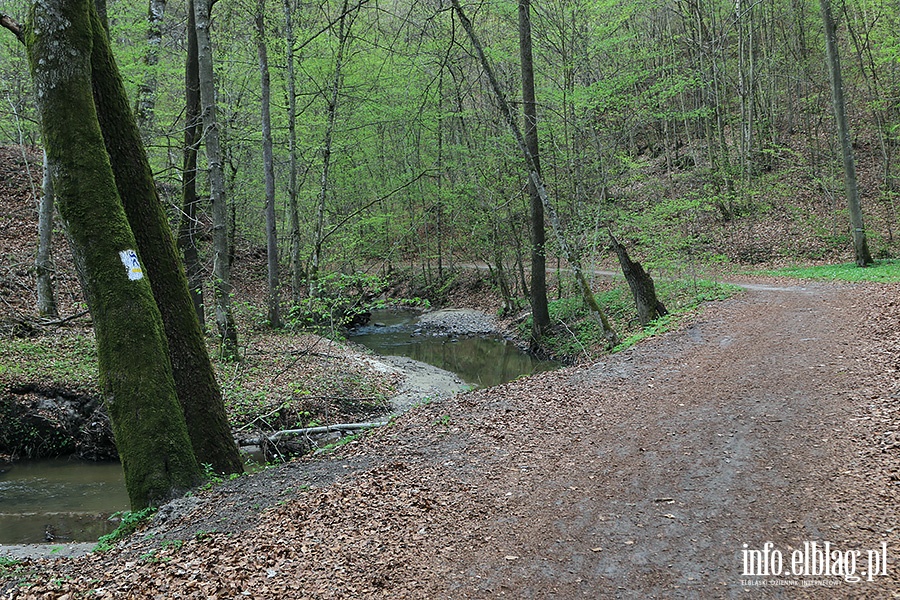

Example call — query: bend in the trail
[397,282,899,598]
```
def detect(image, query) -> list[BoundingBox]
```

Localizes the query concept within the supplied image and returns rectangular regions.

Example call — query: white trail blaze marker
[119,249,144,280]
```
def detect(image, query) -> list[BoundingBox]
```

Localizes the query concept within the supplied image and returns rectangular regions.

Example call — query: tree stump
[609,231,668,327]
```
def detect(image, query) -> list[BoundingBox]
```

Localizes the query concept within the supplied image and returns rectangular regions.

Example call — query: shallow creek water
[349,309,557,388]
[0,458,128,544]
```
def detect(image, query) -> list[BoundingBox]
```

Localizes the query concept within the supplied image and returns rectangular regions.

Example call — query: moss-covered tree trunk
[87,3,242,475]
[25,0,201,508]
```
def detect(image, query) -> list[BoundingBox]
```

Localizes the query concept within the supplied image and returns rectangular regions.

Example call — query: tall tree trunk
[519,0,550,346]
[25,0,202,508]
[88,3,242,475]
[284,0,303,306]
[194,0,240,356]
[736,0,755,182]
[311,0,349,298]
[436,55,445,283]
[451,0,618,347]
[36,150,58,318]
[819,0,872,266]
[256,0,281,328]
[178,0,205,327]
[135,0,165,139]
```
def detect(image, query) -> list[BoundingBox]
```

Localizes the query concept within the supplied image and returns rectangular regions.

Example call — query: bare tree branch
[1,14,24,44]
[320,169,435,246]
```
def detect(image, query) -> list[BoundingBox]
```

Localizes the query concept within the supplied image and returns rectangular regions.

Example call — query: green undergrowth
[0,333,97,388]
[0,325,390,462]
[526,278,741,361]
[93,507,157,553]
[613,279,742,352]
[762,259,900,282]
[0,556,32,590]
[317,429,369,454]
[277,272,429,335]
[0,556,24,575]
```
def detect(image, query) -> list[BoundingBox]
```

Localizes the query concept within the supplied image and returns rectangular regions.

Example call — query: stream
[1,309,553,545]
[348,309,557,388]
[0,458,128,544]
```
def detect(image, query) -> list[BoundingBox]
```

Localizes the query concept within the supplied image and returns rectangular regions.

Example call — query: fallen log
[237,421,388,447]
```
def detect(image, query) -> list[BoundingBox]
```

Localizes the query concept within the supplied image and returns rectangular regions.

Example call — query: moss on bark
[25,0,201,508]
[88,4,242,475]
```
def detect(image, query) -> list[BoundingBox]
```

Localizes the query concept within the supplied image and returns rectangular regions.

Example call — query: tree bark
[25,0,201,507]
[311,0,350,299]
[194,0,240,356]
[36,150,58,319]
[177,0,205,327]
[518,0,550,346]
[608,231,668,327]
[135,0,165,139]
[256,0,281,328]
[88,2,243,475]
[283,0,303,306]
[819,0,872,267]
[450,0,618,347]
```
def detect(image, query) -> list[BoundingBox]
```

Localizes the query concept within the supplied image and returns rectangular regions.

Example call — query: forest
[3,0,900,471]
[1,0,900,595]
[2,0,898,334]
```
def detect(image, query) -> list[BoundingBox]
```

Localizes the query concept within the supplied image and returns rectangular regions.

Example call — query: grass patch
[614,313,679,353]
[525,278,741,360]
[0,333,97,388]
[0,556,31,587]
[762,260,900,282]
[317,430,367,454]
[93,507,157,553]
[611,279,741,352]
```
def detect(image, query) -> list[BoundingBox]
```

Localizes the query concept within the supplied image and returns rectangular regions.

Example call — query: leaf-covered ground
[2,280,898,598]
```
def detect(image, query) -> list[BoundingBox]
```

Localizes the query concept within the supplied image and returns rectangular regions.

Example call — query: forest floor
[2,278,900,599]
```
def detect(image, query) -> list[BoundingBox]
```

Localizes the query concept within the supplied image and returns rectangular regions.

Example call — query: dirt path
[409,282,899,598]
[3,282,898,599]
